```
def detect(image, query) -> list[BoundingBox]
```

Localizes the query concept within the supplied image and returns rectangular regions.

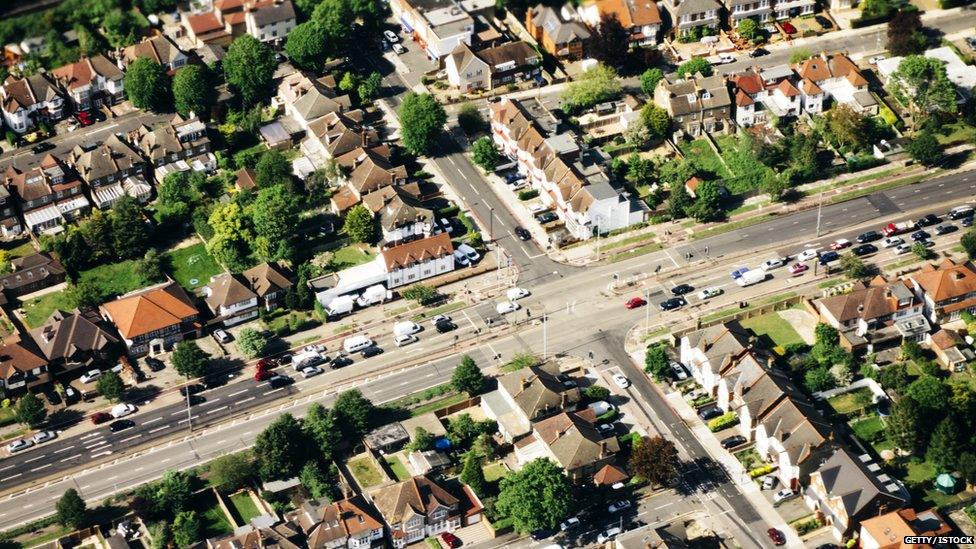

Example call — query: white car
[430,314,451,325]
[496,301,520,314]
[7,439,33,453]
[437,218,454,234]
[506,287,530,301]
[528,203,546,213]
[773,488,796,503]
[761,475,777,490]
[214,329,232,343]
[796,249,820,262]
[597,528,621,544]
[457,243,481,263]
[111,403,137,418]
[670,361,689,380]
[80,369,102,383]
[894,243,912,255]
[607,500,632,513]
[301,366,324,378]
[394,333,419,347]
[303,344,325,353]
[383,30,399,43]
[612,374,630,389]
[31,431,56,444]
[882,236,905,248]
[392,43,406,55]
[393,321,421,336]
[559,517,581,531]
[697,287,722,300]
[453,250,470,266]
[588,400,616,416]
[761,258,785,271]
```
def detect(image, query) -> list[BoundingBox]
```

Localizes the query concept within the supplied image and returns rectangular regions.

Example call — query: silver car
[31,431,56,444]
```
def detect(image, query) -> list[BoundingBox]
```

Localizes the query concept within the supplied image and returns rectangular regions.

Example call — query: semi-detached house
[367,476,461,548]
[0,338,49,395]
[69,134,152,209]
[445,41,541,92]
[30,308,119,375]
[288,496,385,549]
[662,0,720,37]
[525,5,590,60]
[2,154,90,234]
[1,73,66,134]
[136,115,215,179]
[119,35,189,73]
[245,0,297,44]
[100,281,201,356]
[389,0,474,60]
[577,0,661,47]
[909,259,976,323]
[481,361,581,441]
[50,54,124,112]
[654,73,731,137]
[203,273,259,327]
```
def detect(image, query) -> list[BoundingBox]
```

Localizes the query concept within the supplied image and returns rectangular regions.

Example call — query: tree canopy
[906,129,942,166]
[589,13,629,67]
[398,92,447,155]
[208,452,256,493]
[16,392,47,428]
[887,10,927,56]
[252,184,299,262]
[172,340,211,379]
[891,55,958,122]
[125,57,170,112]
[561,64,621,113]
[285,22,330,72]
[496,458,573,532]
[676,57,712,78]
[644,343,670,381]
[640,68,664,95]
[223,35,277,107]
[97,370,125,402]
[172,65,213,118]
[56,489,88,529]
[630,436,680,487]
[343,204,375,244]
[254,413,312,481]
[332,389,375,436]
[236,328,269,358]
[472,137,501,172]
[452,355,485,395]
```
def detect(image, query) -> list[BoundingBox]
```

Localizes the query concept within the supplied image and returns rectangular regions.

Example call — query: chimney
[599,440,609,458]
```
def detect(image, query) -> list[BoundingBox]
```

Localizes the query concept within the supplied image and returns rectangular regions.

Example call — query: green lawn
[740,313,805,349]
[348,456,384,488]
[330,244,376,271]
[22,290,72,328]
[22,526,72,548]
[679,139,732,180]
[410,393,469,417]
[189,491,234,539]
[411,301,466,322]
[0,239,36,259]
[935,121,976,145]
[164,242,224,291]
[229,492,262,524]
[734,447,764,471]
[827,387,874,415]
[850,415,885,442]
[483,462,510,482]
[385,455,411,481]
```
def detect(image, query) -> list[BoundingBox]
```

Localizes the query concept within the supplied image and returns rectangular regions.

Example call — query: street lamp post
[815,190,824,237]
[644,287,651,337]
[184,375,192,433]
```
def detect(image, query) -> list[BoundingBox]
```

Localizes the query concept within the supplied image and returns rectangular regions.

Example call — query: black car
[818,251,839,265]
[31,142,55,154]
[910,230,930,241]
[815,15,832,28]
[856,230,881,243]
[749,47,769,57]
[720,435,746,449]
[916,214,940,227]
[331,355,354,368]
[935,224,957,235]
[852,244,877,256]
[698,406,722,420]
[109,420,135,432]
[435,320,457,333]
[963,216,974,227]
[659,297,686,311]
[514,226,531,241]
[671,283,694,296]
[536,212,558,224]
[179,383,205,397]
[530,529,555,541]
[43,390,62,406]
[145,356,165,372]
[268,375,294,388]
[188,395,206,406]
[361,346,384,358]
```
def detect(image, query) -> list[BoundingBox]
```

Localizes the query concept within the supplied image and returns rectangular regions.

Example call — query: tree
[157,172,198,227]
[333,389,375,436]
[823,105,870,150]
[125,57,170,111]
[460,451,488,496]
[207,202,254,271]
[255,150,292,189]
[209,452,256,492]
[103,8,138,47]
[583,385,611,400]
[253,184,299,261]
[55,489,87,529]
[496,458,573,533]
[97,370,125,402]
[299,460,336,500]
[236,328,269,358]
[156,470,194,515]
[589,13,629,67]
[254,413,312,481]
[407,427,436,452]
[888,395,924,453]
[224,35,277,107]
[887,10,926,56]
[901,340,925,362]
[630,436,680,487]
[398,92,446,155]
[457,103,486,135]
[358,72,383,103]
[906,130,942,166]
[172,511,201,548]
[640,104,670,139]
[879,363,911,392]
[172,340,211,379]
[172,65,213,118]
[906,375,950,417]
[110,195,149,260]
[789,49,812,64]
[804,366,837,393]
[312,0,354,53]
[912,242,934,260]
[285,22,330,72]
[688,180,724,222]
[137,249,166,283]
[448,414,497,448]
[149,522,173,549]
[963,228,976,260]
[958,452,976,487]
[16,392,47,428]
[640,68,664,95]
[676,57,712,79]
[67,280,106,309]
[561,64,621,113]
[644,344,670,380]
[927,417,962,472]
[891,56,957,125]
[401,283,437,305]
[840,253,870,279]
[737,18,759,42]
[668,182,693,220]
[471,137,501,172]
[452,355,485,395]
[761,175,791,201]
[303,403,341,461]
[343,204,375,244]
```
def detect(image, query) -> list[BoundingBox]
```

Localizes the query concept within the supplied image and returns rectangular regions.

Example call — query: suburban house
[751,388,833,491]
[213,0,252,36]
[50,54,125,111]
[577,0,661,47]
[100,281,201,356]
[367,476,461,548]
[712,350,770,412]
[0,338,49,395]
[2,154,90,234]
[513,409,620,481]
[0,252,66,299]
[813,276,929,351]
[877,46,976,103]
[243,262,293,311]
[927,328,975,371]
[287,496,385,549]
[525,4,591,60]
[0,186,22,238]
[235,167,257,191]
[481,361,581,441]
[136,115,214,178]
[794,53,877,115]
[908,259,976,323]
[29,309,119,374]
[1,72,66,134]
[68,134,152,209]
[654,73,732,137]
[444,41,541,92]
[731,71,767,127]
[389,0,475,60]
[183,12,234,48]
[245,0,297,44]
[369,188,436,245]
[723,0,772,25]
[329,148,408,215]
[203,273,260,326]
[577,96,642,143]
[661,0,720,37]
[804,447,908,540]
[286,86,351,132]
[119,35,189,73]
[304,111,376,163]
[678,321,753,393]
[772,0,814,19]
[859,508,950,549]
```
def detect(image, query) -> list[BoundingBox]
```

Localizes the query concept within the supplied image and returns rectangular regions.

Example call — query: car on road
[514,226,531,241]
[796,249,820,262]
[851,244,877,256]
[882,236,904,248]
[767,528,786,546]
[935,224,957,235]
[7,439,33,453]
[659,297,686,311]
[507,287,530,300]
[830,238,851,250]
[496,301,520,314]
[720,435,746,449]
[431,314,451,324]
[109,420,135,433]
[80,369,102,383]
[788,263,808,275]
[773,488,797,503]
[214,329,232,343]
[670,361,689,380]
[530,529,555,541]
[383,30,399,42]
[695,287,721,300]
[392,43,406,54]
[612,374,630,389]
[625,297,646,309]
[607,500,632,513]
[559,517,581,532]
[435,320,457,333]
[536,211,558,224]
[671,283,694,295]
[781,21,797,34]
[180,384,205,397]
[146,356,165,372]
[597,528,622,544]
[393,321,421,336]
[895,243,913,255]
[331,355,354,368]
[361,346,384,359]
[268,374,294,388]
[698,406,723,420]
[394,333,418,347]
[301,366,324,378]
[910,230,930,242]
[31,142,55,154]
[749,47,769,57]
[255,369,273,382]
[729,266,749,279]
[916,214,940,227]
[818,251,840,265]
[856,230,882,243]
[761,258,785,271]
[111,403,137,418]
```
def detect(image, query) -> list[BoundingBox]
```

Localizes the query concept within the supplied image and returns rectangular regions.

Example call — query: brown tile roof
[585,0,661,27]
[0,337,47,381]
[30,309,118,363]
[187,12,226,35]
[929,328,962,351]
[800,78,823,95]
[534,410,619,471]
[51,54,123,91]
[732,72,763,96]
[816,276,916,324]
[289,496,383,548]
[121,35,185,67]
[242,262,293,298]
[593,463,628,486]
[3,156,79,202]
[235,167,257,190]
[476,41,540,68]
[794,53,866,86]
[330,185,360,214]
[369,476,458,525]
[911,259,976,302]
[860,508,950,548]
[2,73,61,114]
[380,232,454,271]
[100,281,198,340]
[205,273,257,310]
[497,361,580,419]
[735,90,754,107]
[775,79,800,97]
[346,149,407,195]
[70,134,144,183]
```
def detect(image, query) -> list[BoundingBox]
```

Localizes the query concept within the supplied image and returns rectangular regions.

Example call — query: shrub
[707,411,738,432]
[597,409,619,423]
[748,464,774,478]
[793,518,823,535]
[517,189,539,200]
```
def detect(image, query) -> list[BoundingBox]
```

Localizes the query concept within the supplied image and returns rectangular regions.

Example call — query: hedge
[517,189,539,200]
[749,464,775,478]
[616,432,641,446]
[690,395,716,408]
[794,518,823,535]
[597,409,619,423]
[707,411,738,432]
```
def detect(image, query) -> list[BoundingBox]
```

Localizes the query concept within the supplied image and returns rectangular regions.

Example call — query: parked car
[514,226,531,241]
[761,475,777,490]
[109,420,135,433]
[361,346,384,359]
[624,297,646,309]
[435,320,457,333]
[935,224,957,235]
[394,334,418,347]
[852,244,878,256]
[773,488,796,503]
[697,287,722,300]
[916,214,940,227]
[596,423,615,435]
[720,435,746,449]
[670,361,689,380]
[440,532,461,548]
[496,301,520,314]
[895,243,913,255]
[671,283,694,295]
[383,29,399,42]
[818,251,840,265]
[7,439,33,453]
[612,374,630,389]
[788,263,808,275]
[559,517,581,532]
[830,238,851,250]
[962,216,973,227]
[303,343,326,353]
[457,243,480,263]
[255,369,273,382]
[31,142,55,154]
[698,406,722,420]
[607,500,632,513]
[767,528,786,546]
[214,329,232,343]
[749,47,769,57]
[536,211,558,224]
[660,297,686,311]
[597,528,622,544]
[111,403,136,418]
[781,21,797,34]
[815,15,832,27]
[531,529,555,541]
[910,230,930,242]
[453,250,470,266]
[80,369,102,383]
[301,366,324,378]
[856,230,882,243]
[146,356,165,372]
[882,236,904,248]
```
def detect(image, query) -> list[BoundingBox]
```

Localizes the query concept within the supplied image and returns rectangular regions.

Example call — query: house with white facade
[287,496,385,549]
[389,0,474,60]
[908,258,976,323]
[0,338,49,396]
[814,275,928,351]
[481,361,581,441]
[794,52,877,114]
[765,78,801,117]
[50,54,125,112]
[772,0,815,19]
[245,0,297,44]
[203,273,260,326]
[577,0,661,47]
[1,73,66,134]
[753,394,834,491]
[876,46,976,103]
[731,71,767,127]
[678,320,753,393]
[2,154,90,234]
[367,476,461,548]
[662,0,720,37]
[723,0,772,25]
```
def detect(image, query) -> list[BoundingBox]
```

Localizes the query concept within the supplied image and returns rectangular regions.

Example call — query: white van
[393,321,421,337]
[343,335,374,354]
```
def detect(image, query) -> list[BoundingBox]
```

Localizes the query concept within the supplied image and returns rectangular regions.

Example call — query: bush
[748,464,774,478]
[707,411,738,432]
[597,409,619,423]
[517,189,539,200]
[793,518,823,535]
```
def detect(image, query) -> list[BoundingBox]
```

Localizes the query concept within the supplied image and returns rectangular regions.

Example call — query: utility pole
[815,190,824,237]
[542,313,548,360]
[184,375,192,433]
[644,287,651,337]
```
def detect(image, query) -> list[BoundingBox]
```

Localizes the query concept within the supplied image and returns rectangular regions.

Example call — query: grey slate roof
[674,0,721,15]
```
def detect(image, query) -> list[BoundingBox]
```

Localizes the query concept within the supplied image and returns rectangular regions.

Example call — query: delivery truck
[882,221,913,237]
[356,284,392,307]
[325,295,356,317]
[735,269,767,287]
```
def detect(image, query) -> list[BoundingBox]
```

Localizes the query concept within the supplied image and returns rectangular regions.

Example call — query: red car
[788,263,808,275]
[624,297,646,309]
[90,412,111,425]
[440,532,461,548]
[256,358,275,372]
[255,369,273,382]
[76,110,93,126]
[781,22,797,34]
[767,528,786,546]
[830,238,851,250]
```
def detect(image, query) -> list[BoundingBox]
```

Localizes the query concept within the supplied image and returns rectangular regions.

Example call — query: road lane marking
[228,389,248,397]
[85,441,109,450]
[52,446,74,454]
[149,425,170,434]
[143,417,162,425]
[29,464,51,472]
[206,398,221,404]
[264,388,283,395]
[59,454,82,462]
[171,410,186,416]
[0,474,21,482]
[0,465,14,471]
[90,450,112,458]
[23,455,47,463]
[238,396,255,404]
[176,416,199,424]
[79,432,102,440]
[118,434,142,444]
[206,406,228,414]
[160,458,171,463]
